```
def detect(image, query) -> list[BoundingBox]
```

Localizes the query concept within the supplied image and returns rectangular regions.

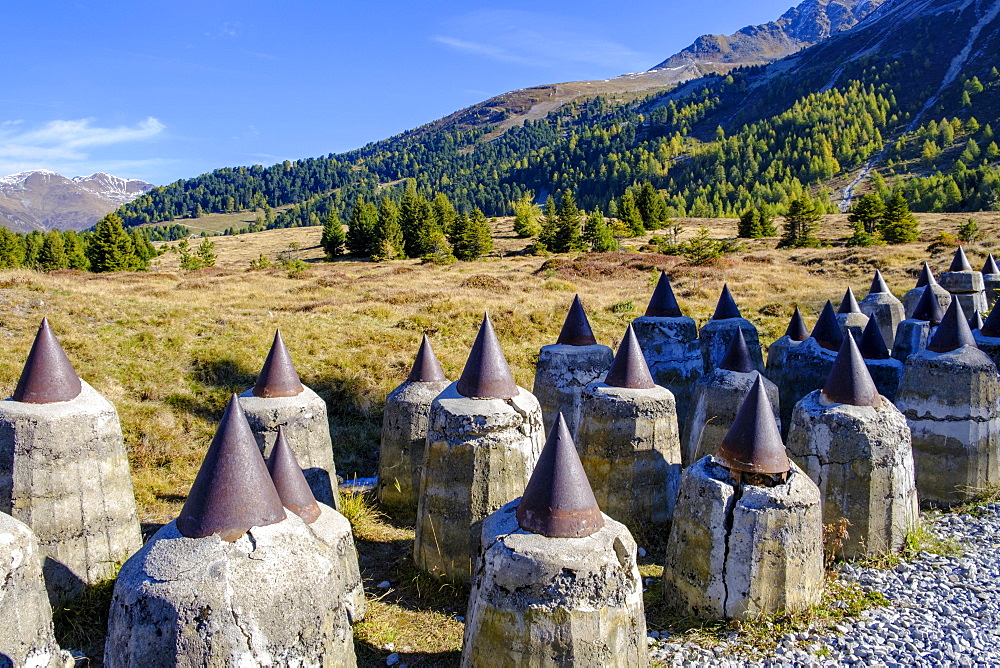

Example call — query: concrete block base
[699,319,764,375]
[859,293,905,350]
[533,343,613,437]
[687,370,780,465]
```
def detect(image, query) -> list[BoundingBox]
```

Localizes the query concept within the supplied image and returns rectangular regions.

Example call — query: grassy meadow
[9,210,1000,664]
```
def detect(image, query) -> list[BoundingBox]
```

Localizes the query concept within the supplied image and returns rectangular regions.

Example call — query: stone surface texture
[973,329,1000,370]
[377,379,450,515]
[891,319,934,362]
[414,383,544,583]
[765,335,800,391]
[238,386,339,509]
[985,274,1000,308]
[859,292,905,351]
[462,500,648,668]
[0,512,72,668]
[0,380,142,603]
[661,457,823,620]
[105,506,357,668]
[687,370,781,465]
[776,338,836,438]
[787,391,918,558]
[896,346,1000,506]
[865,356,904,402]
[577,382,682,528]
[698,319,765,375]
[903,284,952,319]
[836,312,870,343]
[532,343,613,437]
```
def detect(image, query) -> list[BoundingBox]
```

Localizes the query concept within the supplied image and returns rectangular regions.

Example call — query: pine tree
[777,195,822,248]
[399,185,435,257]
[617,191,644,237]
[737,208,764,238]
[848,193,886,235]
[346,198,379,256]
[0,227,24,269]
[759,205,777,236]
[512,194,542,237]
[551,191,583,253]
[63,231,89,270]
[880,192,920,244]
[583,209,617,252]
[37,230,67,271]
[635,182,668,230]
[453,208,493,261]
[87,213,140,272]
[537,196,559,250]
[373,198,404,260]
[321,212,346,258]
[432,193,458,235]
[23,231,43,269]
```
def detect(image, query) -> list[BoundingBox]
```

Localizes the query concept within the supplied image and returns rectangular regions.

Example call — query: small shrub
[461,275,510,293]
[542,279,575,291]
[610,300,635,313]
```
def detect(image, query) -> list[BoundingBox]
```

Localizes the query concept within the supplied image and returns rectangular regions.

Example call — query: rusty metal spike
[12,318,82,404]
[911,286,945,326]
[252,330,304,398]
[837,287,862,314]
[267,426,321,524]
[407,335,447,382]
[645,271,683,318]
[869,270,891,295]
[785,306,810,342]
[970,310,985,332]
[556,295,599,346]
[927,300,978,353]
[858,318,890,360]
[983,254,1000,276]
[982,306,1000,337]
[605,324,656,389]
[718,328,755,373]
[822,334,881,408]
[716,376,788,475]
[711,284,742,320]
[456,313,518,399]
[915,262,936,289]
[177,394,286,541]
[516,412,604,538]
[811,301,844,352]
[949,246,973,272]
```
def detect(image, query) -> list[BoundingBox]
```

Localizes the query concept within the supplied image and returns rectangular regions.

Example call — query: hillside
[0,170,153,232]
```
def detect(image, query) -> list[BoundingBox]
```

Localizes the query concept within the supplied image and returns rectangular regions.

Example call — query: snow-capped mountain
[0,170,154,232]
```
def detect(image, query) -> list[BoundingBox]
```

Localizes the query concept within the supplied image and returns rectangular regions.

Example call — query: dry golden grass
[12,209,1000,663]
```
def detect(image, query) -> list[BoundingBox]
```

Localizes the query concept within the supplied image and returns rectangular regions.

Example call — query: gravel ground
[650,503,1000,667]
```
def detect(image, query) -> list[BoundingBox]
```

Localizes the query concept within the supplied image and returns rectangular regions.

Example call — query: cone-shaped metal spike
[711,284,742,320]
[177,395,286,541]
[252,330,304,398]
[407,335,447,382]
[837,287,862,314]
[821,334,881,408]
[785,306,810,342]
[644,271,683,318]
[516,413,605,538]
[718,328,755,373]
[12,318,82,404]
[605,324,656,389]
[456,314,518,399]
[915,262,936,289]
[267,426,321,524]
[982,306,1000,337]
[556,295,599,346]
[949,246,973,272]
[911,286,945,326]
[970,310,985,332]
[869,270,890,295]
[858,318,891,360]
[716,376,788,475]
[983,254,1000,276]
[811,301,844,351]
[927,300,978,353]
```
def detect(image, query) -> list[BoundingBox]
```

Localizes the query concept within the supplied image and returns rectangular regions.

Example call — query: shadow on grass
[355,642,461,667]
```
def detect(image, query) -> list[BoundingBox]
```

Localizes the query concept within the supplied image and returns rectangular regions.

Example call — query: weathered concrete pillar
[688,329,780,465]
[859,270,905,348]
[0,512,73,668]
[896,302,1000,506]
[462,415,648,668]
[533,295,613,436]
[973,306,1000,368]
[836,287,870,341]
[238,329,339,509]
[858,318,904,402]
[414,314,544,583]
[662,378,823,620]
[938,247,988,320]
[892,286,943,362]
[0,319,142,603]
[903,262,952,318]
[631,272,703,446]
[787,335,918,558]
[377,335,450,516]
[982,254,1000,308]
[765,307,810,390]
[699,285,765,374]
[577,324,682,529]
[105,395,358,667]
[776,302,840,437]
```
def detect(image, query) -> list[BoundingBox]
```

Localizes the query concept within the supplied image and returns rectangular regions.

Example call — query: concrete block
[892,319,933,362]
[865,357,904,403]
[903,284,951,319]
[699,319,765,375]
[953,291,989,321]
[938,270,985,294]
[984,274,1000,308]
[776,338,836,439]
[765,335,801,389]
[859,292,905,351]
[687,370,781,465]
[973,329,1000,370]
[836,312,869,344]
[532,343,613,437]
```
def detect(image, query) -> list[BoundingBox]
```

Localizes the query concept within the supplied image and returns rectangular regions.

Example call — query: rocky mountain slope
[0,170,153,232]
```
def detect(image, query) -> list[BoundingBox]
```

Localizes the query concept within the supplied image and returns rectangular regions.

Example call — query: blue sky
[0,1,797,184]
